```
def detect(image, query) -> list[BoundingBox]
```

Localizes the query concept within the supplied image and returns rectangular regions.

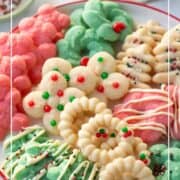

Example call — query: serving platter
[0,0,179,162]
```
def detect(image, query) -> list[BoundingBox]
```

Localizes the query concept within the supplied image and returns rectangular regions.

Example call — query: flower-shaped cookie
[23,58,85,135]
[153,24,180,85]
[57,0,134,66]
[117,44,155,88]
[87,51,130,102]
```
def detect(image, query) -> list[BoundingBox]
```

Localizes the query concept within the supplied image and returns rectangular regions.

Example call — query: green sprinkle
[166,59,173,63]
[63,74,70,81]
[110,133,116,137]
[139,153,146,160]
[151,31,156,34]
[121,127,128,133]
[69,96,76,102]
[127,62,133,68]
[99,128,105,134]
[97,57,104,63]
[101,72,109,79]
[57,104,64,111]
[50,119,57,127]
[53,67,60,72]
[42,91,50,100]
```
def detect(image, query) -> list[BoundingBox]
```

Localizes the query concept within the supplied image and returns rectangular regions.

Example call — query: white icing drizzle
[114,88,174,136]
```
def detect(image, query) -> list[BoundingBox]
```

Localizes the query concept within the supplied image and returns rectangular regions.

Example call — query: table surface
[0,0,179,32]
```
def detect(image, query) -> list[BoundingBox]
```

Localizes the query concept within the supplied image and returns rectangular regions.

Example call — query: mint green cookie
[57,0,134,66]
[1,126,99,180]
[150,141,180,180]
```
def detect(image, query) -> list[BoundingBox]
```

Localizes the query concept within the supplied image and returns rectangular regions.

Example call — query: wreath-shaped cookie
[59,96,111,147]
[57,0,134,66]
[99,156,155,180]
[78,113,149,166]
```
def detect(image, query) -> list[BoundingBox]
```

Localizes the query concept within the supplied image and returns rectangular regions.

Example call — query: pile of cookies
[0,0,179,179]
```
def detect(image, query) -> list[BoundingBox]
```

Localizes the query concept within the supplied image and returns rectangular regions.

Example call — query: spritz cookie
[117,44,154,88]
[78,113,149,166]
[122,27,156,51]
[137,20,166,42]
[99,156,155,180]
[153,24,180,85]
[42,57,72,76]
[59,96,111,147]
[23,69,85,135]
[87,51,116,76]
[69,66,97,94]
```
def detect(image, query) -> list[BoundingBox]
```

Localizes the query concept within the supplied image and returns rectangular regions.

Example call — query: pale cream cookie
[23,91,46,119]
[117,44,154,88]
[99,156,155,180]
[88,51,116,75]
[153,24,180,85]
[59,87,85,105]
[69,66,97,94]
[122,27,156,51]
[23,69,85,135]
[59,96,111,147]
[78,113,149,166]
[39,71,67,95]
[42,57,72,76]
[138,20,166,42]
[102,73,130,100]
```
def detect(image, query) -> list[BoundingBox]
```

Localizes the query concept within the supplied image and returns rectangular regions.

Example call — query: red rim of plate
[55,0,179,22]
[13,0,179,32]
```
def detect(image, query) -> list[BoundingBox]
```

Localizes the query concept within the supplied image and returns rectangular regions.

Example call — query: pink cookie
[37,4,70,31]
[0,56,32,95]
[0,74,30,140]
[18,17,57,46]
[162,85,180,139]
[113,88,174,144]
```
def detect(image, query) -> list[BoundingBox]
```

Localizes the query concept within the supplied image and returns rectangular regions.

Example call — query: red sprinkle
[102,133,108,138]
[112,82,120,89]
[169,48,177,53]
[57,89,64,97]
[51,74,59,81]
[113,22,126,33]
[142,159,148,164]
[28,101,35,107]
[77,76,85,83]
[123,131,132,138]
[44,104,52,112]
[96,133,101,138]
[80,56,89,66]
[96,85,104,93]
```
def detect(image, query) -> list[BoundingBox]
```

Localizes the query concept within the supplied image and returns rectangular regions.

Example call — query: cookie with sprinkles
[42,57,72,76]
[23,68,84,135]
[117,44,154,88]
[78,113,150,166]
[69,66,97,94]
[59,96,111,147]
[153,24,180,85]
[137,20,166,43]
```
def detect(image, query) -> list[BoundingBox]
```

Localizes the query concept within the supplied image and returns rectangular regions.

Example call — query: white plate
[0,0,179,162]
